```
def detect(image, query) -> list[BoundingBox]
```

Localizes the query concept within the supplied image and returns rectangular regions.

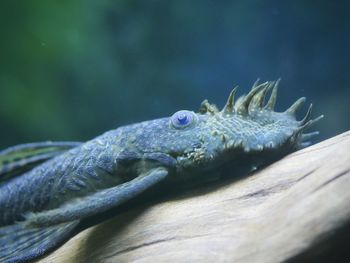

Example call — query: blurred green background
[1,0,349,148]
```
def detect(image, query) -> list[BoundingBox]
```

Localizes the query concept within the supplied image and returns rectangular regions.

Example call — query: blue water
[0,1,349,148]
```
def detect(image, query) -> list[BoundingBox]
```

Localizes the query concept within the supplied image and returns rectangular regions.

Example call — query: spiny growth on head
[198,79,323,151]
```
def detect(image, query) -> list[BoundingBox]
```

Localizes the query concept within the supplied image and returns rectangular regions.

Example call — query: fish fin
[0,220,79,263]
[26,167,169,226]
[0,141,81,183]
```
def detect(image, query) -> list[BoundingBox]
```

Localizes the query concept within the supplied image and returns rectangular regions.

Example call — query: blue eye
[171,110,196,129]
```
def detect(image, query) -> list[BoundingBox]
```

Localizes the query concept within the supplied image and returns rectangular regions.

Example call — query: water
[0,1,349,148]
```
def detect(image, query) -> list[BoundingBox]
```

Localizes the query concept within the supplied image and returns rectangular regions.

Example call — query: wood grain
[38,131,350,263]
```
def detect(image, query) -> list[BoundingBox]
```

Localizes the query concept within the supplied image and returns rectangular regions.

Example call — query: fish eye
[170,110,197,129]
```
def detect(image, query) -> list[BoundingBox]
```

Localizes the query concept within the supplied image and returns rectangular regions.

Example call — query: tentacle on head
[198,79,322,150]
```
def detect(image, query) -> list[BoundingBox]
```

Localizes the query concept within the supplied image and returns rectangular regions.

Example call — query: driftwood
[39,131,350,263]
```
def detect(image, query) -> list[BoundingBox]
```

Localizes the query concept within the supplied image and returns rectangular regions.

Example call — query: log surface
[39,131,350,263]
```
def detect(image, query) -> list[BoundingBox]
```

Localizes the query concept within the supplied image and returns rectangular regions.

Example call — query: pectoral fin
[0,141,81,183]
[26,167,169,226]
[0,220,79,263]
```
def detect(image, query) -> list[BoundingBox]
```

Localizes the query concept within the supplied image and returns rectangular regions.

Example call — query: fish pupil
[177,113,188,125]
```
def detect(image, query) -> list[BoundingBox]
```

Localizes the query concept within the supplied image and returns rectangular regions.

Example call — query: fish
[0,80,322,262]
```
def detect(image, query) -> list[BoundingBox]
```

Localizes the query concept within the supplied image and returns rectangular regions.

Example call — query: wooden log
[39,131,350,263]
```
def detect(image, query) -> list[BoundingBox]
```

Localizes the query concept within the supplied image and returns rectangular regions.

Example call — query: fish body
[0,80,322,262]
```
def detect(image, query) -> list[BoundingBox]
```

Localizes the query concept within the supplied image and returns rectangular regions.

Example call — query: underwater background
[0,1,349,148]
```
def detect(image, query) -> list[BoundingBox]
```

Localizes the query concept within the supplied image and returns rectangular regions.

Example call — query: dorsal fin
[0,141,81,183]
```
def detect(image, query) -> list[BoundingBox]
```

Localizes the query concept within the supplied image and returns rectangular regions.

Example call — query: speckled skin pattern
[0,80,322,262]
